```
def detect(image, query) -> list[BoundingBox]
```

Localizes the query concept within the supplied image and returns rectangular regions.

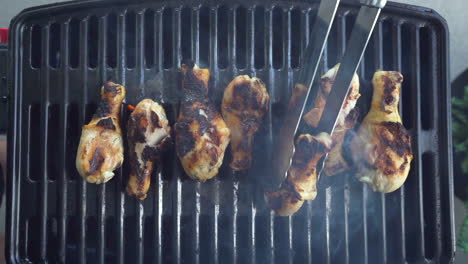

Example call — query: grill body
[6,0,454,263]
[0,43,7,133]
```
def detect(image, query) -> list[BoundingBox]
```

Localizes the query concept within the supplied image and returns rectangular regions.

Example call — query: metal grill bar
[16,29,32,264]
[333,13,348,264]
[22,101,32,259]
[247,6,257,264]
[305,204,312,263]
[230,6,236,70]
[337,13,346,57]
[282,8,289,70]
[173,7,183,264]
[78,17,89,264]
[116,12,126,264]
[169,105,182,264]
[192,8,200,65]
[411,25,425,260]
[58,21,70,264]
[302,9,313,264]
[39,24,50,262]
[265,6,276,264]
[155,171,163,264]
[227,7,238,264]
[191,7,202,264]
[283,8,294,264]
[246,7,254,70]
[427,28,443,260]
[136,203,144,264]
[368,20,386,264]
[343,184,350,264]
[135,10,146,264]
[335,13,350,264]
[156,9,163,71]
[362,186,369,264]
[97,15,107,264]
[325,188,332,264]
[391,21,407,262]
[150,19,163,264]
[208,6,220,264]
[375,21,388,264]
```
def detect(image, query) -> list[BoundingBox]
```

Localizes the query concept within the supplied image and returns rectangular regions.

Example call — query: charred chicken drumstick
[76,81,126,184]
[265,133,332,216]
[350,71,413,193]
[126,99,171,200]
[222,75,270,171]
[303,63,361,176]
[175,63,231,181]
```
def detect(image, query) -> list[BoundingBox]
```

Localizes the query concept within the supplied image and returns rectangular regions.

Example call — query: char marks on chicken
[222,75,270,171]
[265,133,332,216]
[350,71,413,193]
[175,63,231,181]
[76,81,126,184]
[126,99,171,200]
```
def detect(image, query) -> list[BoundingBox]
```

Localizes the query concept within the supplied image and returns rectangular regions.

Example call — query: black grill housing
[6,0,454,263]
[0,43,7,133]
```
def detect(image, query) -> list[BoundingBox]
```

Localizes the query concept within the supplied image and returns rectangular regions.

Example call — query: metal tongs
[270,0,388,190]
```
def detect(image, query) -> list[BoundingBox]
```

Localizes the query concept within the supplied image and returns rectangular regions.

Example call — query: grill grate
[6,0,454,263]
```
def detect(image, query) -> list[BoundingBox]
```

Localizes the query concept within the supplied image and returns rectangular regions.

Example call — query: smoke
[142,71,164,103]
[133,40,401,262]
[141,69,181,105]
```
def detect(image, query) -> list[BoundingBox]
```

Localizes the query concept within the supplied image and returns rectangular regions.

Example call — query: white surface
[391,0,468,81]
[0,0,62,28]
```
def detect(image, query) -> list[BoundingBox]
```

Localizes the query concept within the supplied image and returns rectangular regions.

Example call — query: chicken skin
[265,133,332,216]
[303,63,361,176]
[175,63,231,181]
[222,75,270,171]
[76,81,126,184]
[323,109,359,176]
[126,99,171,200]
[350,71,413,193]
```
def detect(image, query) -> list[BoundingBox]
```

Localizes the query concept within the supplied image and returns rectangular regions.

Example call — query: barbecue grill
[4,0,454,263]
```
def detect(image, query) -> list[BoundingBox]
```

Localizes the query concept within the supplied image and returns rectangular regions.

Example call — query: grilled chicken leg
[126,99,171,200]
[175,63,231,181]
[303,63,361,176]
[350,71,413,193]
[265,133,332,216]
[76,81,126,184]
[222,75,270,171]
